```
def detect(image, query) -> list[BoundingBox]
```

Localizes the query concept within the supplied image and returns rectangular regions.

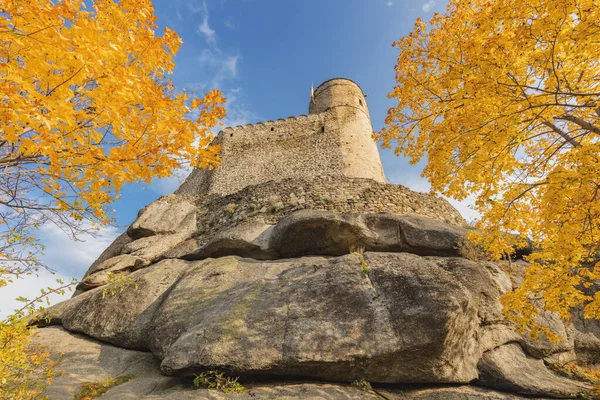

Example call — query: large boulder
[42,248,597,399]
[59,259,190,348]
[151,253,480,383]
[34,326,556,400]
[45,253,482,384]
[269,211,468,258]
[477,343,590,398]
[127,194,197,239]
[74,210,538,298]
[40,251,592,397]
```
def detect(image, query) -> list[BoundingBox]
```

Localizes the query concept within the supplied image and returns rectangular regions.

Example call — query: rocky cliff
[32,176,600,399]
[30,77,600,399]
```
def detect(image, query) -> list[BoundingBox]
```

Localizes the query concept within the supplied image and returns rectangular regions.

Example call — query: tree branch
[558,115,600,136]
[542,121,581,148]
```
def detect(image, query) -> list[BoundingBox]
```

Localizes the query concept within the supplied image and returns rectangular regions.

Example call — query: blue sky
[3,0,478,317]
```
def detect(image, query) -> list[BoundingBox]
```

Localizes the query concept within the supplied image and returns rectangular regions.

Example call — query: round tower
[309,78,385,184]
[309,78,370,116]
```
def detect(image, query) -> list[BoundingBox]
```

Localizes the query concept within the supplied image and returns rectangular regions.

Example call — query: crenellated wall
[177,78,386,196]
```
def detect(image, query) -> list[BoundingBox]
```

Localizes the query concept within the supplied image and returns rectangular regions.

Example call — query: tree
[0,0,225,291]
[379,0,600,338]
[0,0,225,395]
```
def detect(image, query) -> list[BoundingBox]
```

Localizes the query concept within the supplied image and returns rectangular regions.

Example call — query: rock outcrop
[34,194,597,398]
[36,326,564,399]
[32,78,600,399]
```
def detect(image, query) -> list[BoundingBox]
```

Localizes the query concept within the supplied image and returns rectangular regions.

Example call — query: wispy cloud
[0,269,72,319]
[198,49,240,88]
[188,1,218,46]
[39,222,121,278]
[386,1,394,7]
[198,14,217,46]
[422,0,435,12]
[222,89,259,128]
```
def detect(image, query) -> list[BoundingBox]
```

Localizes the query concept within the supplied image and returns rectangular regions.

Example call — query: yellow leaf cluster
[0,1,226,393]
[0,0,226,223]
[380,0,600,335]
[0,316,60,399]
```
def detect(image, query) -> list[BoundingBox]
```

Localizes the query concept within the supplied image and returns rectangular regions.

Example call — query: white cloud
[422,0,435,12]
[193,1,217,47]
[198,50,240,88]
[38,223,121,279]
[222,89,259,128]
[223,55,239,77]
[187,2,205,15]
[0,222,121,319]
[224,19,235,29]
[198,15,217,46]
[387,1,394,6]
[0,269,73,320]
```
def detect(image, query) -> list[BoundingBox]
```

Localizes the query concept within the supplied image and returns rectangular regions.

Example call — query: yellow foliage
[380,0,600,335]
[74,375,132,400]
[0,0,226,287]
[0,1,225,396]
[0,316,60,399]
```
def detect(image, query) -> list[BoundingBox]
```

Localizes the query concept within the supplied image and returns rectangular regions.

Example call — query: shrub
[193,370,246,394]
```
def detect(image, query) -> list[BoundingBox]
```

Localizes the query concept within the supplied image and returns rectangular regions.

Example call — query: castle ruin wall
[177,78,386,196]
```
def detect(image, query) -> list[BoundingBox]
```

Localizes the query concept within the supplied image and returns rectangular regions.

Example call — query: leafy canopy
[0,0,226,288]
[0,0,225,396]
[379,0,600,337]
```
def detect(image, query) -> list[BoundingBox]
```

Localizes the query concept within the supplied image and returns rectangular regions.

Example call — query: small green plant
[224,202,237,216]
[101,274,138,299]
[351,378,372,392]
[193,370,246,394]
[351,246,370,276]
[270,201,284,212]
[74,375,132,399]
[249,203,257,211]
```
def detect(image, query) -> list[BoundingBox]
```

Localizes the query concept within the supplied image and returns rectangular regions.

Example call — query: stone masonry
[177,78,386,196]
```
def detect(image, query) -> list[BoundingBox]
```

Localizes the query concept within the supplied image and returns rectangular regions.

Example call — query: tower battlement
[177,78,385,196]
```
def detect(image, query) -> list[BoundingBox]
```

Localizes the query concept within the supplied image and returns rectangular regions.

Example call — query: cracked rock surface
[35,192,598,399]
[34,326,557,400]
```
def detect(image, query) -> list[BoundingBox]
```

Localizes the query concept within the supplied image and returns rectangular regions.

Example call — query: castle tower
[177,78,386,196]
[309,78,385,184]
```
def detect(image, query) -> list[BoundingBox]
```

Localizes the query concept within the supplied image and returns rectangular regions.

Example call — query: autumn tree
[0,0,225,395]
[379,0,600,337]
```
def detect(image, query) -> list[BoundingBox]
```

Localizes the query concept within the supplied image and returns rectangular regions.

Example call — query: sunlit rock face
[35,79,597,399]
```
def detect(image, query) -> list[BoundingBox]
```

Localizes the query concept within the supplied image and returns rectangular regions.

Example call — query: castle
[177,78,386,196]
[34,78,597,399]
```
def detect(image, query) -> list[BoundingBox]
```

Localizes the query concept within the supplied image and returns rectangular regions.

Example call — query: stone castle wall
[177,79,386,196]
[186,176,465,246]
